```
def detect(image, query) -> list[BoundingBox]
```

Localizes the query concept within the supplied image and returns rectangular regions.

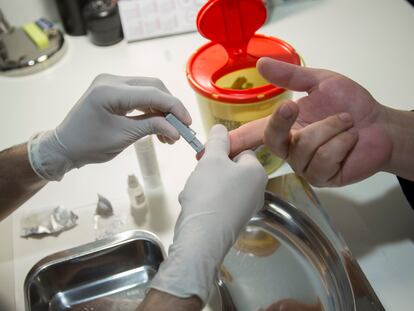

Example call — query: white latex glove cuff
[28,130,74,181]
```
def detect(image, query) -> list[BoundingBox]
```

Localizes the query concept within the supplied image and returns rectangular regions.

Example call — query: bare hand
[230,58,393,186]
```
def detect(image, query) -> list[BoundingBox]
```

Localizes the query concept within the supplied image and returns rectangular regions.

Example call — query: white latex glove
[28,74,191,181]
[150,124,268,304]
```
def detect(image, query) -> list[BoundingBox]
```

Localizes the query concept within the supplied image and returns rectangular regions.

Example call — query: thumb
[233,150,262,169]
[204,124,230,158]
[256,57,333,93]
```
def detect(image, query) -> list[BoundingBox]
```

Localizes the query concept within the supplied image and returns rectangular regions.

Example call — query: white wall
[0,0,60,26]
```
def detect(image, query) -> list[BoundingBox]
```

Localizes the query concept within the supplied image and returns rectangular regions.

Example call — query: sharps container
[186,0,302,174]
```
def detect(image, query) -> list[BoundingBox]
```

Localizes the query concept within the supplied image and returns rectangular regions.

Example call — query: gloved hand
[28,74,191,181]
[150,124,267,304]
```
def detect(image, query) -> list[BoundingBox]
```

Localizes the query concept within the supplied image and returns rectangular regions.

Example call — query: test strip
[165,113,204,153]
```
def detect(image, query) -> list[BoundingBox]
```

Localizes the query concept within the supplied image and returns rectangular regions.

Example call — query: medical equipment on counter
[134,135,162,188]
[94,194,125,240]
[186,0,302,174]
[24,174,385,310]
[127,174,147,210]
[165,113,204,153]
[20,206,78,238]
[0,12,66,76]
[55,0,88,36]
[83,0,124,46]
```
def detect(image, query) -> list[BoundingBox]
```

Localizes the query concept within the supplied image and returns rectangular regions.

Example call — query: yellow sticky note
[22,23,49,50]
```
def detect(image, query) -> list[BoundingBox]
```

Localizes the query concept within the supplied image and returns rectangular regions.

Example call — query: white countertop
[1,0,414,310]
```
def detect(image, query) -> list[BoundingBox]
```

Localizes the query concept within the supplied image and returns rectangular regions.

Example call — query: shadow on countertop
[317,185,414,259]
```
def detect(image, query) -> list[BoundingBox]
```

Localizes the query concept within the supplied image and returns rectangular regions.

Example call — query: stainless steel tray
[24,230,165,311]
[211,174,384,311]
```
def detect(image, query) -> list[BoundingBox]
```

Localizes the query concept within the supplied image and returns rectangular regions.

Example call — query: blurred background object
[55,0,88,36]
[0,9,66,76]
[83,0,123,46]
[0,0,60,27]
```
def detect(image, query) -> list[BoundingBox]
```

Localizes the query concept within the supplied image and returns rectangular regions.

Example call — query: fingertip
[256,57,275,71]
[277,102,293,120]
[204,124,229,156]
[338,112,353,124]
[157,134,166,144]
[156,119,181,140]
[209,123,228,137]
[171,98,192,126]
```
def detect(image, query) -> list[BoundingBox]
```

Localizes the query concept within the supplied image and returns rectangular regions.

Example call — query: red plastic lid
[187,0,301,104]
[197,0,267,61]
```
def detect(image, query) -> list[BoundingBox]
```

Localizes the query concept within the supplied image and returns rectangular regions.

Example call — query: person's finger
[123,76,172,94]
[164,136,176,144]
[257,57,333,93]
[124,116,180,140]
[305,130,358,187]
[229,117,268,157]
[203,124,230,158]
[288,113,354,174]
[96,74,173,95]
[233,150,261,168]
[157,134,176,144]
[157,134,167,144]
[105,85,192,125]
[264,100,299,159]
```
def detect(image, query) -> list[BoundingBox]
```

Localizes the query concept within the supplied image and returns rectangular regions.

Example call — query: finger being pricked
[287,112,354,175]
[228,116,269,158]
[304,129,359,187]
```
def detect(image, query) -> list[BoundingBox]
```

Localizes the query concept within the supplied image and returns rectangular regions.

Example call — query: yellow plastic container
[187,36,301,174]
[197,69,293,173]
[187,0,302,174]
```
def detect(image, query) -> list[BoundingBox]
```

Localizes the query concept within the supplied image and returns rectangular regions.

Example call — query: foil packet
[20,206,78,237]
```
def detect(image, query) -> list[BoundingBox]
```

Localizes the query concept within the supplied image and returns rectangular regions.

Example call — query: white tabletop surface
[1,0,414,310]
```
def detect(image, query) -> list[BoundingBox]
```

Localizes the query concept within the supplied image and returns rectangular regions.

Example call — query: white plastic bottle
[134,136,162,188]
[127,174,147,209]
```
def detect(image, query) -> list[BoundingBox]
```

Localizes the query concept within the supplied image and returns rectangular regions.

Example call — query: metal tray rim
[23,229,165,309]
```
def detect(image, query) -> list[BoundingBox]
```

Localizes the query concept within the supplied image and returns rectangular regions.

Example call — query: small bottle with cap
[127,174,147,209]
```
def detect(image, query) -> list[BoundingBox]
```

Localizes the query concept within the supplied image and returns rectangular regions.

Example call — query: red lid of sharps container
[187,0,301,104]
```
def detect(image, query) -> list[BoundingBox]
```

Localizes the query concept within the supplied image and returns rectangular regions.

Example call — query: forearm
[137,289,202,311]
[382,107,414,181]
[0,143,47,221]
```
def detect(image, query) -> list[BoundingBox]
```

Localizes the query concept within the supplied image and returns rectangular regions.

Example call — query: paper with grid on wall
[118,0,205,42]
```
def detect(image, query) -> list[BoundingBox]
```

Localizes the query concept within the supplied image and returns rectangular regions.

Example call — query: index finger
[229,117,269,157]
[109,85,192,126]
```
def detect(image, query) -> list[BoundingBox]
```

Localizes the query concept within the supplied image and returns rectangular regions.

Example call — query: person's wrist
[28,130,75,181]
[380,106,414,179]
